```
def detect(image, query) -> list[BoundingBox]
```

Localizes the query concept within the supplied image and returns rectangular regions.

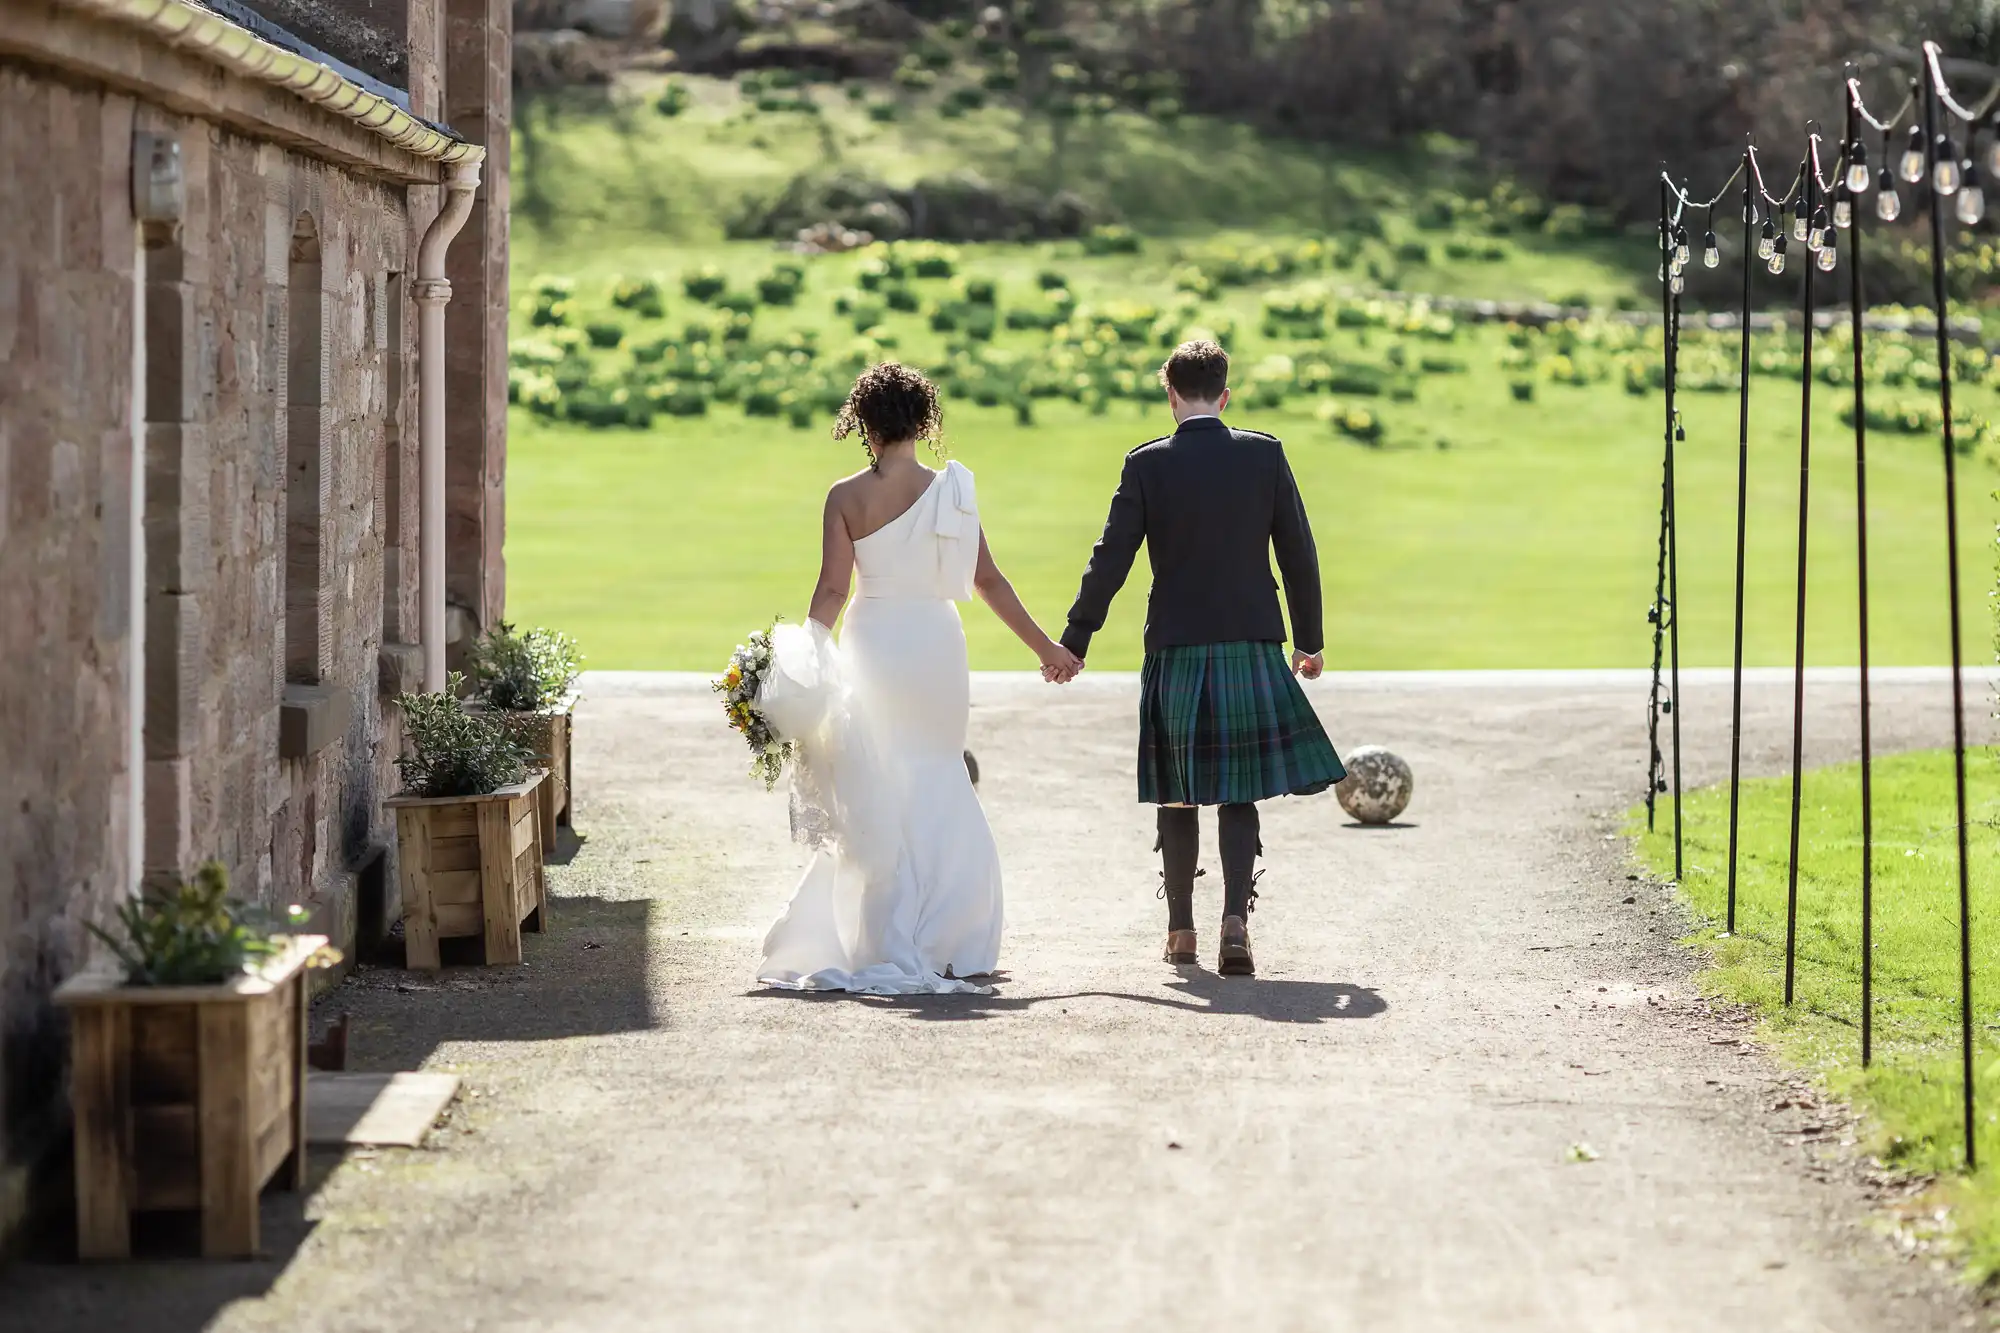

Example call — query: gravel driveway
[4,668,1991,1333]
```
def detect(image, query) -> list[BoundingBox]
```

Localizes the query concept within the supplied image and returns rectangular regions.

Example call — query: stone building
[0,0,511,1245]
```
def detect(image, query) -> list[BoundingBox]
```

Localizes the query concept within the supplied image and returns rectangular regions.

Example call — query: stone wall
[0,39,442,1245]
[0,67,143,1220]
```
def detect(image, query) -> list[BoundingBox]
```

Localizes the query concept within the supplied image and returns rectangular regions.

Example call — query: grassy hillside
[512,73,1651,307]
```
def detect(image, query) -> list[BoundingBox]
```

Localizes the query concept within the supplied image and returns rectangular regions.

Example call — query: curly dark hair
[832,362,944,471]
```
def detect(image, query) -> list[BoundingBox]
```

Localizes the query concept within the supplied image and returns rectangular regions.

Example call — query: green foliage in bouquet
[714,624,798,791]
[89,862,338,986]
[467,622,584,712]
[396,673,532,798]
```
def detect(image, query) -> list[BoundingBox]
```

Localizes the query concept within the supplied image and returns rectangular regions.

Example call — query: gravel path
[5,669,1992,1332]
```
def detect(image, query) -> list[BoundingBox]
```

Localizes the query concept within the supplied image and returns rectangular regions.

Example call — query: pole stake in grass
[1783,144,1822,1010]
[1725,144,1755,937]
[1844,75,1879,1068]
[1918,44,1978,1171]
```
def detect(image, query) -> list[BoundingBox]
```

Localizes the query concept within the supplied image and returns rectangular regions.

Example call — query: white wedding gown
[755,461,1004,994]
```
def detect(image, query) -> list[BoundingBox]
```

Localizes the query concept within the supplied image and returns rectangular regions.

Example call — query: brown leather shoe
[1164,930,1198,964]
[1218,915,1254,976]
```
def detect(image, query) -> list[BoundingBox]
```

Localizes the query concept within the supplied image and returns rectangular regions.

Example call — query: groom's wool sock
[1157,806,1199,933]
[1218,803,1263,921]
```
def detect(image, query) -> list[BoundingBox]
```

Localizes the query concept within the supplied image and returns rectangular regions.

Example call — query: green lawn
[504,264,1997,671]
[1635,750,2000,1277]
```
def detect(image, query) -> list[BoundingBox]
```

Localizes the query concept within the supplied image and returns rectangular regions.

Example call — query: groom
[1055,340,1345,976]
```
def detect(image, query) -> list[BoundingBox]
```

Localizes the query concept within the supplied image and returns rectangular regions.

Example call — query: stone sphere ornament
[1336,746,1414,825]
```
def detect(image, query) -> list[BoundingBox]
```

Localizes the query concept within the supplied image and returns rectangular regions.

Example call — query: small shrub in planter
[390,677,548,970]
[59,863,336,1258]
[468,625,585,849]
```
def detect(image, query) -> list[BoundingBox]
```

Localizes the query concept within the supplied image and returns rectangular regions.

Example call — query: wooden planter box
[388,770,549,971]
[55,935,324,1260]
[469,694,576,857]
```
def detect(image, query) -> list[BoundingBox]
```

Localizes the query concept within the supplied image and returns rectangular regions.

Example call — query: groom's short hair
[1159,340,1229,401]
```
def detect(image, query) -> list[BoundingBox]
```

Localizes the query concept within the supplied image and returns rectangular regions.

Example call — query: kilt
[1137,641,1346,806]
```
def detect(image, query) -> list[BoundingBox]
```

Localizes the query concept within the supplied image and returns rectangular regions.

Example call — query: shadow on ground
[329,894,662,1071]
[0,1150,342,1333]
[749,973,1387,1024]
[0,893,662,1332]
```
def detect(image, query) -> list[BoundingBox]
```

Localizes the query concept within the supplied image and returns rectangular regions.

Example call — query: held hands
[1040,642,1085,684]
[1292,650,1324,681]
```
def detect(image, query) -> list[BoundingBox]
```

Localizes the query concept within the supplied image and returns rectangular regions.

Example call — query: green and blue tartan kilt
[1137,641,1346,806]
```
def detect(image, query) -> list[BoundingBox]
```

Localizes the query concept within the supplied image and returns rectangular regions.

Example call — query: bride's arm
[807,488,855,632]
[973,530,1082,680]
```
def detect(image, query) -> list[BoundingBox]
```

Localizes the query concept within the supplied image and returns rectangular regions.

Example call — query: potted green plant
[55,864,337,1259]
[466,623,583,854]
[386,676,549,970]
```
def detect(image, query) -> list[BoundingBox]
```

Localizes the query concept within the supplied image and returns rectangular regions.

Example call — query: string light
[1768,232,1788,275]
[1877,170,1903,221]
[1935,136,1963,195]
[1670,271,1685,295]
[1957,164,1986,223]
[1808,208,1828,251]
[1900,125,1928,182]
[1846,138,1871,193]
[1674,228,1691,267]
[1703,229,1721,267]
[1758,218,1777,259]
[1834,188,1853,229]
[1792,209,1810,242]
[1816,241,1837,272]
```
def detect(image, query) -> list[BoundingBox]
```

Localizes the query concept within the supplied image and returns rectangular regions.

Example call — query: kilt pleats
[1137,641,1345,806]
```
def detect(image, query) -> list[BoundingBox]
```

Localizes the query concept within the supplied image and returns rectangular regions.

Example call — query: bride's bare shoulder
[825,469,874,502]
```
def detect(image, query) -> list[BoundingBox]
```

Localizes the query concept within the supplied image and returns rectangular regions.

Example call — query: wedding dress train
[755,461,1004,994]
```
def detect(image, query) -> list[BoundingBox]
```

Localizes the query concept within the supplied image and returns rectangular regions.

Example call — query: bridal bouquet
[714,623,799,790]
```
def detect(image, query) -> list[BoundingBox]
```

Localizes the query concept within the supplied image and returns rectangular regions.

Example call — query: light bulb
[1987,137,2000,179]
[1935,141,1962,196]
[1743,200,1760,225]
[1703,232,1720,268]
[1958,182,1986,224]
[1901,126,1927,182]
[1808,223,1826,251]
[1834,198,1853,229]
[1674,234,1691,267]
[1816,243,1836,273]
[1792,211,1809,242]
[1757,220,1776,259]
[1767,251,1786,276]
[1877,181,1902,222]
[1670,272,1685,295]
[1846,140,1870,194]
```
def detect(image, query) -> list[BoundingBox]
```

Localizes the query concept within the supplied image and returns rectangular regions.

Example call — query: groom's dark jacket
[1060,416,1323,660]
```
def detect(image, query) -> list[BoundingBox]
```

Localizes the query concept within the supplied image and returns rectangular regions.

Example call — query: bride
[755,364,1082,993]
